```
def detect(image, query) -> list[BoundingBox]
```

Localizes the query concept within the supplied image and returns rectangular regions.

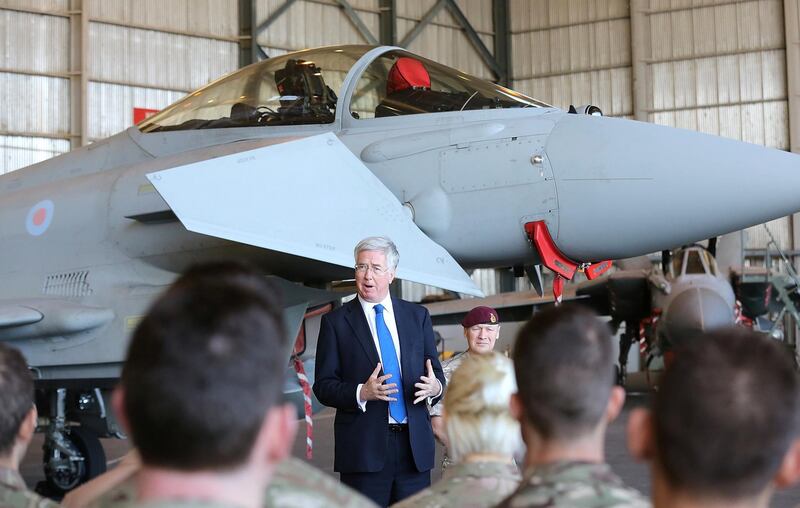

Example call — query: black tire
[43,426,107,495]
[69,426,107,480]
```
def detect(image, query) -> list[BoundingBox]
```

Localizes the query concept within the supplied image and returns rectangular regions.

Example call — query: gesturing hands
[361,363,399,402]
[414,359,440,404]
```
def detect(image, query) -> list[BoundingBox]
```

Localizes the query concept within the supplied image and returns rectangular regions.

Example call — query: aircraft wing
[147,132,483,297]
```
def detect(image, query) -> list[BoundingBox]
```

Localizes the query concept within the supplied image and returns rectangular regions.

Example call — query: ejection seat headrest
[386,57,431,95]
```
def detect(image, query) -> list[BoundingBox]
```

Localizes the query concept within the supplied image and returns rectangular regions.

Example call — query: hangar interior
[1,0,798,299]
[4,1,800,505]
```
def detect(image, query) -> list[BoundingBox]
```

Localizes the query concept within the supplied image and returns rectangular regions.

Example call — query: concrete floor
[23,393,800,506]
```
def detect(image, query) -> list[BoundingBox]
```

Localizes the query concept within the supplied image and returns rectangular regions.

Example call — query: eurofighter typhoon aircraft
[2,45,800,491]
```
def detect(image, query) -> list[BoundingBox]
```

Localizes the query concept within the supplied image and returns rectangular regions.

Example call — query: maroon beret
[462,306,499,328]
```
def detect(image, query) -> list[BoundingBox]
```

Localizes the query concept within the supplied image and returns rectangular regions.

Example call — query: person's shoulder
[0,478,59,508]
[268,457,377,508]
[442,351,467,369]
[500,462,649,508]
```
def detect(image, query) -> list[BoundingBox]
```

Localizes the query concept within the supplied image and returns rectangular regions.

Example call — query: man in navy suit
[313,236,446,507]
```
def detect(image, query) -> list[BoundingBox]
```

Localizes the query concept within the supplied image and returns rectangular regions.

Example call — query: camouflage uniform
[265,456,376,507]
[497,461,650,508]
[0,467,59,508]
[429,351,469,468]
[391,460,520,508]
[88,457,376,508]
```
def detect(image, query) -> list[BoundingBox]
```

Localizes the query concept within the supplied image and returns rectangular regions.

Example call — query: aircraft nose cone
[662,287,734,348]
[543,114,800,261]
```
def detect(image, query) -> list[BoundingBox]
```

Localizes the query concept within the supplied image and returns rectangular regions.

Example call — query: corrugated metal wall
[0,8,70,174]
[255,0,380,56]
[510,0,633,117]
[634,0,790,250]
[86,1,239,142]
[397,0,494,79]
[0,1,239,170]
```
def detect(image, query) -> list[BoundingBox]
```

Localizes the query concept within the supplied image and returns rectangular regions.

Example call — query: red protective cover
[585,260,613,280]
[524,221,578,280]
[387,57,431,94]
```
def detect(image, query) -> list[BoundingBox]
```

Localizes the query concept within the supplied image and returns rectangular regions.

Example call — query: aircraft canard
[147,132,483,297]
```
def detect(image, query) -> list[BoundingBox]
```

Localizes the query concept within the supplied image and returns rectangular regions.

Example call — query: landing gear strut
[38,388,107,497]
[616,322,639,386]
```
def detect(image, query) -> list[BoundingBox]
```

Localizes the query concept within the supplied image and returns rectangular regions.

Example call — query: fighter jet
[577,243,744,384]
[2,45,800,492]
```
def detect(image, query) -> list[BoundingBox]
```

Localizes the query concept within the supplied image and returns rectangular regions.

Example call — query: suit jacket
[313,297,445,473]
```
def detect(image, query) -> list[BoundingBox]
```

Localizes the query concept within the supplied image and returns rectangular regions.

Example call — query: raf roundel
[26,200,55,236]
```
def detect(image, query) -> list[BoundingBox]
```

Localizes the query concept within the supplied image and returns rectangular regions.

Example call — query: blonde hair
[444,352,522,463]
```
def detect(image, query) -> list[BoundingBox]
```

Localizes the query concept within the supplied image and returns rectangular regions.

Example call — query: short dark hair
[122,261,287,471]
[0,343,34,455]
[513,305,614,440]
[654,327,800,498]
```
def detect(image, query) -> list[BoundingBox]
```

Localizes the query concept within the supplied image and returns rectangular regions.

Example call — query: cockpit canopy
[671,246,719,277]
[138,45,547,133]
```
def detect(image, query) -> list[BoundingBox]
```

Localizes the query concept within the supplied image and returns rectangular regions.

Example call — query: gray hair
[354,236,399,271]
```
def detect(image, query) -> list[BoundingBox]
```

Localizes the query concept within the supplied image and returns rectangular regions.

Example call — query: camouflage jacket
[496,461,650,508]
[0,467,59,508]
[428,351,469,418]
[89,457,376,508]
[429,351,468,469]
[265,457,376,508]
[391,460,520,508]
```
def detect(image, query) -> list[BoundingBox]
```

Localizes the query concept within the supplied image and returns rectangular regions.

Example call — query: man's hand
[360,362,398,402]
[414,359,440,404]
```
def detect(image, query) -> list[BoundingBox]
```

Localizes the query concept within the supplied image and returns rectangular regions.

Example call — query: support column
[785,0,800,267]
[492,0,511,87]
[68,0,88,148]
[379,0,395,46]
[630,0,651,122]
[239,0,257,67]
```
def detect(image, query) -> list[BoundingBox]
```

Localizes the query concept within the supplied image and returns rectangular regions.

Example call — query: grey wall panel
[89,23,238,91]
[746,217,791,250]
[0,9,69,74]
[510,1,632,115]
[395,0,494,79]
[510,0,629,31]
[88,0,238,37]
[0,135,69,175]
[87,82,186,140]
[514,67,632,115]
[0,73,69,136]
[638,0,791,249]
[255,0,380,52]
[1,0,68,10]
[397,17,494,79]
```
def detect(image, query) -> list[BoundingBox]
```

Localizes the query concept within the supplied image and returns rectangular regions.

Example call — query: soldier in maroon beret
[430,305,501,467]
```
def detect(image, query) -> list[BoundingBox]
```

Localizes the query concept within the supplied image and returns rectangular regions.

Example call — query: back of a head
[444,352,520,462]
[654,327,800,499]
[513,305,614,440]
[0,343,34,456]
[122,261,287,471]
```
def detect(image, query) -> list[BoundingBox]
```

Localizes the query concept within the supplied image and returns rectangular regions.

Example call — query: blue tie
[374,304,407,422]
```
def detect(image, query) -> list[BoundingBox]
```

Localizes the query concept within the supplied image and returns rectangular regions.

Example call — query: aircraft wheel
[43,426,107,495]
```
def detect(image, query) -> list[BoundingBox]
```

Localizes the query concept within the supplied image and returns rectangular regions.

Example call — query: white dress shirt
[356,294,407,423]
[354,294,443,422]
